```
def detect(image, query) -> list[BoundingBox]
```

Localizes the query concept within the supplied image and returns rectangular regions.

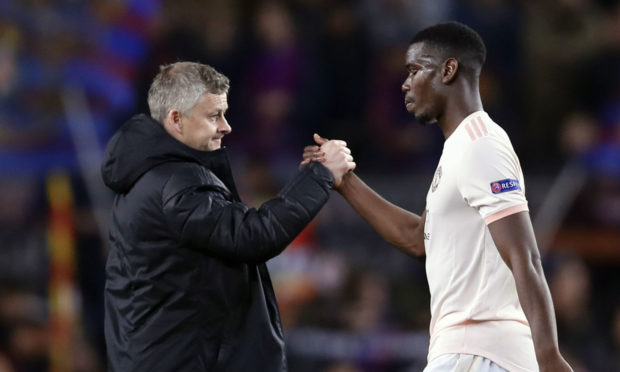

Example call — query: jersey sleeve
[456,137,528,224]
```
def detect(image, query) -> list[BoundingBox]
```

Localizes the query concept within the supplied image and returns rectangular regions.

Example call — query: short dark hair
[411,22,486,77]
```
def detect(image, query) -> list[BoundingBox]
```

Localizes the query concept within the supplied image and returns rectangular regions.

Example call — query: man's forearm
[173,162,333,263]
[337,172,424,256]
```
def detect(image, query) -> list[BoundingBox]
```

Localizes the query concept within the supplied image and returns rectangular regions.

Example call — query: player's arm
[301,135,425,257]
[488,212,573,372]
[336,172,426,257]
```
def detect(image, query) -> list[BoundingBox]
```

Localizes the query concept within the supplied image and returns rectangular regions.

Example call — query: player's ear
[165,109,183,135]
[442,58,458,84]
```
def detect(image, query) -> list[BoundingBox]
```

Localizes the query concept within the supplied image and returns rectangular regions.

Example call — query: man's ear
[164,109,183,135]
[442,58,458,84]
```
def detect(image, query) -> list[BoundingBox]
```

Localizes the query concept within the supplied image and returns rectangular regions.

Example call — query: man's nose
[220,118,232,134]
[401,76,411,92]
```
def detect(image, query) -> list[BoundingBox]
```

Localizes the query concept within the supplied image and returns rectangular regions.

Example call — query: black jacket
[101,114,334,371]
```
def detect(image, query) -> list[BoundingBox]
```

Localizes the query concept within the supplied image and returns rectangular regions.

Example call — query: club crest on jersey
[431,166,442,192]
[490,179,521,194]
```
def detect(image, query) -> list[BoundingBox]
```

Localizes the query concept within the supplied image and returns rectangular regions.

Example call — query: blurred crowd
[0,0,619,371]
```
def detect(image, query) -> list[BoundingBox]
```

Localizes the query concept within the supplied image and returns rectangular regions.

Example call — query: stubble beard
[414,112,437,126]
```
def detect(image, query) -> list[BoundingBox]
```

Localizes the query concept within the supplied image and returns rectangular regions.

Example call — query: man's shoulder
[454,115,512,153]
[144,161,228,198]
[457,135,513,167]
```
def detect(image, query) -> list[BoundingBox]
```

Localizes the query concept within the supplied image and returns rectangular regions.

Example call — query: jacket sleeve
[162,161,334,263]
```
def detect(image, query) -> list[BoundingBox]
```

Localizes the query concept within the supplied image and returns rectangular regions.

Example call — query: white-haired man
[101,62,355,371]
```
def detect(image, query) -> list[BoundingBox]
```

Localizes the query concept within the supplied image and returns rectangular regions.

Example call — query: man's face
[401,42,443,124]
[180,92,231,151]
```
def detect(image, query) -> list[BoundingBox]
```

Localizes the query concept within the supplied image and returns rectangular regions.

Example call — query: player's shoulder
[457,116,515,162]
[457,112,509,144]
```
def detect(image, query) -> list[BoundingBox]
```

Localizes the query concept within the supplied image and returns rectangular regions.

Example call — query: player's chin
[405,101,415,113]
[210,139,222,150]
[408,105,429,122]
[414,112,434,125]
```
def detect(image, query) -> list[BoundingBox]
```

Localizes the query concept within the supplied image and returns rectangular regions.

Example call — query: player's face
[180,92,231,151]
[401,42,443,124]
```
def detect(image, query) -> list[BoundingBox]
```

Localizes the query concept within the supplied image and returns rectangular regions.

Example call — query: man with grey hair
[101,62,355,371]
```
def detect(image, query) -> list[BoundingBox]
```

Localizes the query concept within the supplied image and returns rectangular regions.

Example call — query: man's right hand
[303,133,355,188]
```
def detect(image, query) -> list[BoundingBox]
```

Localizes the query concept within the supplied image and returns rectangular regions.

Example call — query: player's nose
[220,117,231,134]
[401,76,411,92]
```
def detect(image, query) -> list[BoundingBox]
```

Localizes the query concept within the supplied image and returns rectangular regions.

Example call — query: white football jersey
[424,111,538,371]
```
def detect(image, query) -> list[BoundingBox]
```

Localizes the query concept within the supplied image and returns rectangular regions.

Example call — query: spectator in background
[549,256,596,369]
[521,0,605,162]
[571,0,620,118]
[0,288,48,372]
[606,303,620,371]
[0,20,61,164]
[238,1,307,168]
[312,3,370,147]
[133,0,243,119]
[359,0,452,47]
[553,0,620,252]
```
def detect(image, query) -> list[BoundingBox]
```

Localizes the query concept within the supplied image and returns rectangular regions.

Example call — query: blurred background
[0,0,619,371]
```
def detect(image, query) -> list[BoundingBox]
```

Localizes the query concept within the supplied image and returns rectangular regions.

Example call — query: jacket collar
[102,113,240,199]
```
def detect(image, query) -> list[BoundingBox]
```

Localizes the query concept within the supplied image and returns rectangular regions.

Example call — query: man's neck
[438,88,483,139]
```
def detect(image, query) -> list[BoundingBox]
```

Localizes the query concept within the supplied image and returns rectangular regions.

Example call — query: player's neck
[438,90,483,140]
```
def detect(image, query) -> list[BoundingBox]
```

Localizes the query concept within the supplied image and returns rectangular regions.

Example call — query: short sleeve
[456,137,528,224]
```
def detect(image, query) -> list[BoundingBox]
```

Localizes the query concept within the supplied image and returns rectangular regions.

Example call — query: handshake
[300,133,356,188]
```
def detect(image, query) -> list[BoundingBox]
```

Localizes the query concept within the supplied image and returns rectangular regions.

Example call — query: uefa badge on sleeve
[490,179,521,194]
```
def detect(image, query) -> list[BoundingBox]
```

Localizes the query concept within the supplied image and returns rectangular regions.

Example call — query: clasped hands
[300,133,355,188]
